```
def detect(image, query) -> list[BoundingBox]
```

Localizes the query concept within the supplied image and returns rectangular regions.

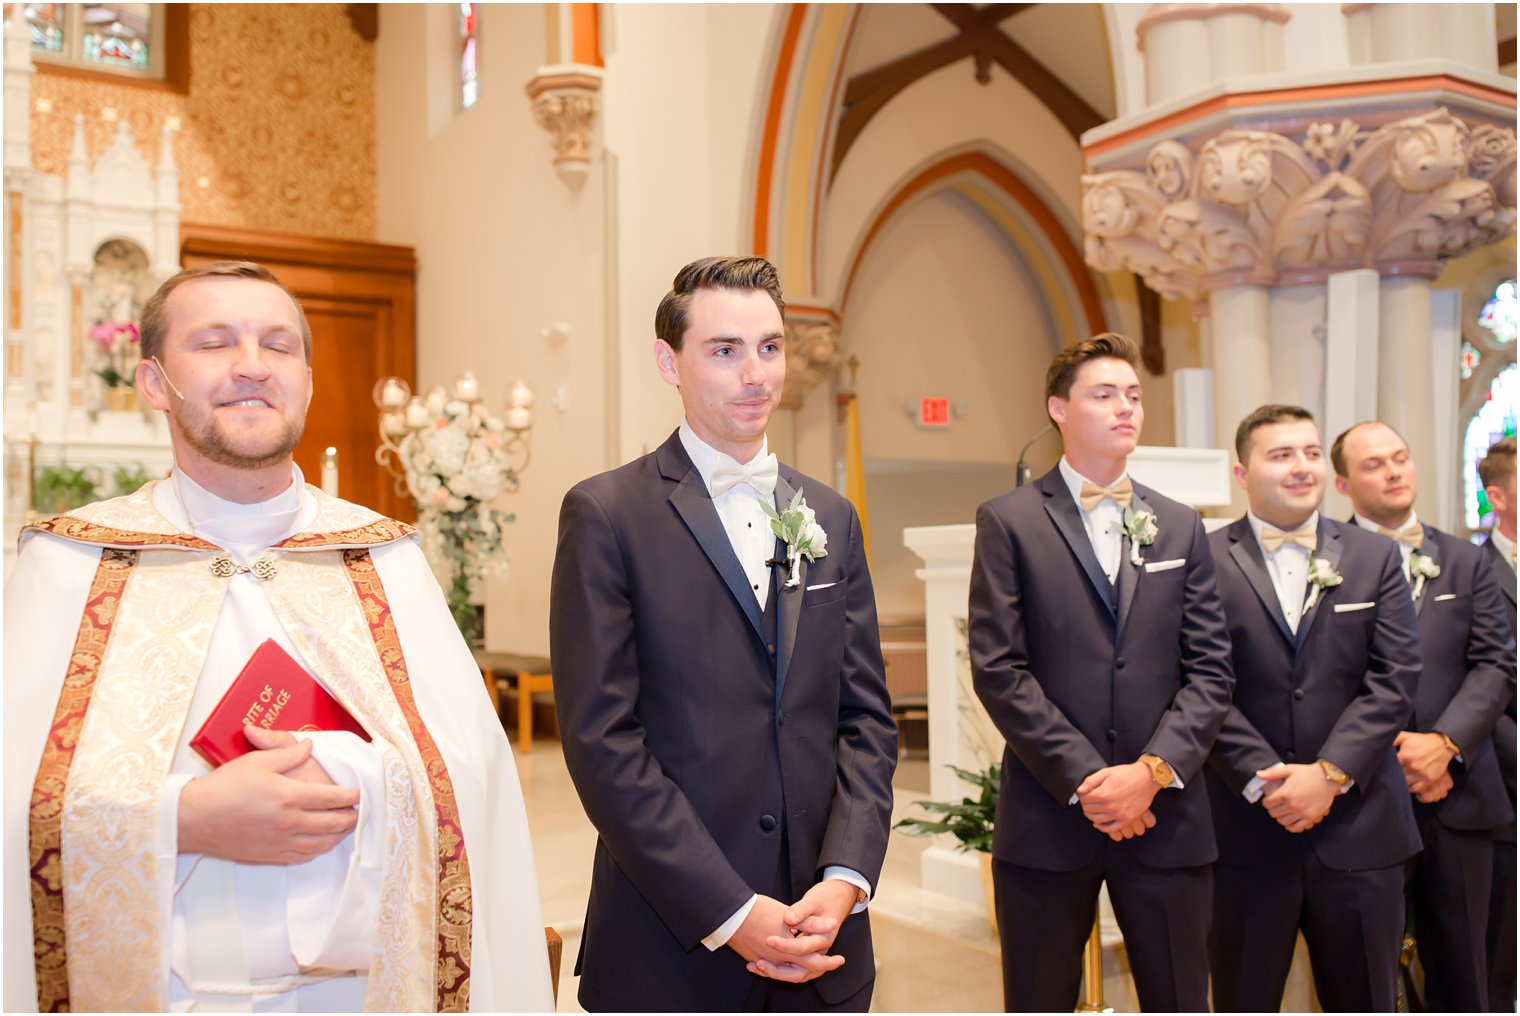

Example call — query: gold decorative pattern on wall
[31,4,376,241]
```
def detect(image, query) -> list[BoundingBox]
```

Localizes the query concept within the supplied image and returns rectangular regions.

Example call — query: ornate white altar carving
[903,446,1232,908]
[3,7,176,576]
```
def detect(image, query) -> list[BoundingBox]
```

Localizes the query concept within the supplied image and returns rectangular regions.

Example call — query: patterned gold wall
[30,4,376,241]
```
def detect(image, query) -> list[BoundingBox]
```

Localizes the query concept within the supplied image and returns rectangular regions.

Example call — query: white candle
[505,406,532,431]
[510,380,534,409]
[321,447,339,496]
[405,398,429,429]
[455,372,479,401]
[380,378,407,408]
[382,411,407,436]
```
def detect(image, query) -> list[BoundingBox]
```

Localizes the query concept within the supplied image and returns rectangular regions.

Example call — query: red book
[190,638,371,768]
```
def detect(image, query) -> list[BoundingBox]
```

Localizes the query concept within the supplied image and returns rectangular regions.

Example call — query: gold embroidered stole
[25,483,472,1012]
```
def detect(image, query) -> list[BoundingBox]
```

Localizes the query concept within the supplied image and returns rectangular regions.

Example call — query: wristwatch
[1139,753,1175,788]
[1317,759,1351,787]
[1438,732,1462,757]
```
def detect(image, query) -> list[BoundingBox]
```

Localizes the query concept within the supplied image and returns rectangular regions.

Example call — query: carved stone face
[1147,141,1192,201]
[1082,181,1137,238]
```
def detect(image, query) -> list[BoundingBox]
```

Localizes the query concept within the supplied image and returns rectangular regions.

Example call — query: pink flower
[88,321,140,353]
[432,487,451,505]
[482,432,502,450]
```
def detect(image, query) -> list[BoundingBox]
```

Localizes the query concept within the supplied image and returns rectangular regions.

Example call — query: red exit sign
[919,397,951,427]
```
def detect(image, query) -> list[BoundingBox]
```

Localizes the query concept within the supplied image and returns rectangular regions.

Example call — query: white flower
[1409,552,1440,600]
[759,489,829,588]
[1114,507,1158,566]
[1304,556,1343,611]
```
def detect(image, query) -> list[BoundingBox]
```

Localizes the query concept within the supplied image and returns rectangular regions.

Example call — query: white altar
[4,7,176,576]
[903,446,1231,912]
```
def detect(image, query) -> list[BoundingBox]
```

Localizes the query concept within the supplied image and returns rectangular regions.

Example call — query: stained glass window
[3,2,162,78]
[82,3,148,69]
[1462,341,1482,380]
[1464,363,1518,532]
[1479,279,1518,346]
[460,4,477,110]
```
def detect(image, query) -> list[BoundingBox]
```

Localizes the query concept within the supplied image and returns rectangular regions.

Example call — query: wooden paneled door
[179,224,416,522]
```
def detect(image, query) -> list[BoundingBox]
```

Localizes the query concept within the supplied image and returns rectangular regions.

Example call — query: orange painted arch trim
[1085,74,1516,161]
[839,151,1107,337]
[570,4,601,68]
[754,5,809,259]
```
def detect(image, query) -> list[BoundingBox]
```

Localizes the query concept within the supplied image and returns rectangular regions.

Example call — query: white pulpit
[903,446,1231,907]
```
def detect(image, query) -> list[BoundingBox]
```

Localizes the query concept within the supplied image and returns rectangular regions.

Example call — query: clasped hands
[178,725,360,864]
[1076,762,1159,841]
[1254,764,1337,833]
[729,879,859,984]
[1394,730,1456,803]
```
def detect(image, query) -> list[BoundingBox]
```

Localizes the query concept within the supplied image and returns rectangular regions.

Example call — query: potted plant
[894,763,1000,933]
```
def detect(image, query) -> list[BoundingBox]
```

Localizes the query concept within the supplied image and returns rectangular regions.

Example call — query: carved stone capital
[524,66,602,187]
[779,313,843,410]
[1082,108,1516,299]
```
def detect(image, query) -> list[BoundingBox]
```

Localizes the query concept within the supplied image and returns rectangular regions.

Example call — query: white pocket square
[1333,602,1376,613]
[1434,593,1456,601]
[806,581,838,592]
[1144,558,1186,573]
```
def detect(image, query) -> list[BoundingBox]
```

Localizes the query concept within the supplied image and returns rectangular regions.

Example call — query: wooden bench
[474,651,555,752]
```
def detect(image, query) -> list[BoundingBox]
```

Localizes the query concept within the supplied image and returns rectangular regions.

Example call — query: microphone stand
[1015,424,1054,487]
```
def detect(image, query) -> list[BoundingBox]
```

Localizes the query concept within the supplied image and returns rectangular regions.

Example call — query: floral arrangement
[1304,556,1343,611]
[759,490,828,588]
[89,320,139,389]
[1409,552,1441,600]
[1118,506,1158,566]
[377,373,532,643]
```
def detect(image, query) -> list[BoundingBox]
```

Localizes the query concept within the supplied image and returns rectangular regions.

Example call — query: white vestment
[3,473,554,1012]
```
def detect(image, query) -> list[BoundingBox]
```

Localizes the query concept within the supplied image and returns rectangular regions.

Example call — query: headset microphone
[151,356,186,401]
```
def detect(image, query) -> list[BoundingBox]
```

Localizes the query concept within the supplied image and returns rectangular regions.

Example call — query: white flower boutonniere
[1115,507,1158,566]
[759,489,828,588]
[1409,552,1441,600]
[1304,556,1343,611]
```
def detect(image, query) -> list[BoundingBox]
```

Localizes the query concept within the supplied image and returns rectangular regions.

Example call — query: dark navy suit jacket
[1206,517,1422,870]
[968,466,1235,872]
[550,430,897,1011]
[1481,536,1517,843]
[1400,523,1514,833]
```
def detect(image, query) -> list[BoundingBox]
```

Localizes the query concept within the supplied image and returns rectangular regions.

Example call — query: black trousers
[993,848,1212,1012]
[1488,837,1516,1013]
[1408,808,1495,1012]
[1211,853,1404,1012]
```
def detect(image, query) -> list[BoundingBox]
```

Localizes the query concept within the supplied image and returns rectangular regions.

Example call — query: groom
[550,256,897,1011]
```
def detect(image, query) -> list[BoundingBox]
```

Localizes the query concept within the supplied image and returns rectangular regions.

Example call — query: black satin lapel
[669,470,765,641]
[1116,493,1152,638]
[773,473,803,705]
[1296,522,1344,648]
[1229,537,1294,645]
[1044,492,1116,622]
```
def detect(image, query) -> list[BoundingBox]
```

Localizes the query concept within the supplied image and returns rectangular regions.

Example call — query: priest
[3,262,553,1012]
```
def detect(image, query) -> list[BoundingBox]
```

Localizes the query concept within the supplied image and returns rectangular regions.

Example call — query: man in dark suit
[1477,436,1516,1013]
[1329,420,1515,1012]
[968,332,1235,1012]
[550,256,897,1012]
[1207,405,1422,1012]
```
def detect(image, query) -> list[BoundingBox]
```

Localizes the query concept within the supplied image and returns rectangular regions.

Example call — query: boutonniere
[1304,556,1343,611]
[1409,552,1440,600]
[759,489,828,588]
[1114,507,1158,566]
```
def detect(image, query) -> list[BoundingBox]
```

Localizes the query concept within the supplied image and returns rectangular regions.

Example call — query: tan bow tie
[1377,522,1423,550]
[1260,525,1317,553]
[1079,477,1133,512]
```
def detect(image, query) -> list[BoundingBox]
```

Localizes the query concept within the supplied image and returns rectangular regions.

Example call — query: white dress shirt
[1353,510,1419,578]
[1057,457,1125,583]
[1247,510,1317,635]
[677,422,871,950]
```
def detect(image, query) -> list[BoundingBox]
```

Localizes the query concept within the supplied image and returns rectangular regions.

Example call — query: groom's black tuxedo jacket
[1206,517,1422,870]
[1481,537,1517,842]
[968,467,1235,871]
[550,430,897,1011]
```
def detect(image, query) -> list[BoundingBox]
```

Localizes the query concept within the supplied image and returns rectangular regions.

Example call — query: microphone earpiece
[151,355,186,401]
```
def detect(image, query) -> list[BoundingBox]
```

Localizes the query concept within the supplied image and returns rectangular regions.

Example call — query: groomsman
[1207,405,1421,1012]
[550,257,897,1011]
[1331,421,1515,1012]
[969,333,1234,1012]
[1477,437,1516,1013]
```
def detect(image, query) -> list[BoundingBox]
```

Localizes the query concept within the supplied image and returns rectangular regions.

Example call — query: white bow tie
[709,452,778,499]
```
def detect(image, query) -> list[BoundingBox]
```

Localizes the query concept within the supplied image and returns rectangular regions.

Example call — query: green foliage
[112,464,153,497]
[894,763,1000,854]
[33,465,100,514]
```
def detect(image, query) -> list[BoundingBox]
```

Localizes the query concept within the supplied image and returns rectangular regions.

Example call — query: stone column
[1378,277,1440,522]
